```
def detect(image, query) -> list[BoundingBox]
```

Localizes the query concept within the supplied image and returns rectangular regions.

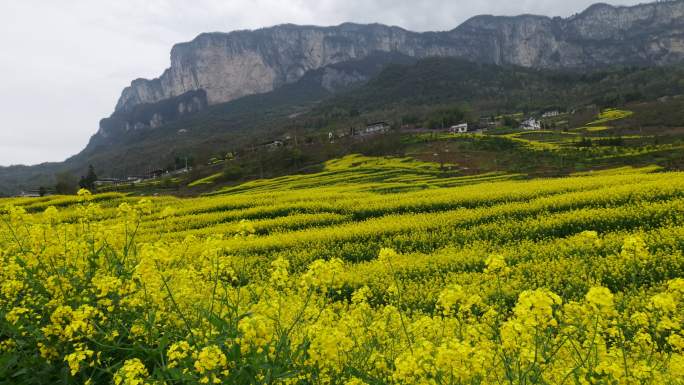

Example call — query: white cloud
[0,0,643,166]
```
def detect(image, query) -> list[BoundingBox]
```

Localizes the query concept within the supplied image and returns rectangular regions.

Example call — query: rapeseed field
[2,156,684,384]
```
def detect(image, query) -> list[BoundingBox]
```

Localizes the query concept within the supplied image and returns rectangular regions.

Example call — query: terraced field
[2,155,684,384]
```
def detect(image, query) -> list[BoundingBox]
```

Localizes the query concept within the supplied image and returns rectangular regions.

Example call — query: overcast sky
[0,0,644,166]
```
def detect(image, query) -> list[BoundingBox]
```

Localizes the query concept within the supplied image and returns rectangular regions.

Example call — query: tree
[38,186,47,197]
[222,162,244,181]
[174,156,192,170]
[86,165,97,189]
[55,172,78,195]
[503,116,519,128]
[288,147,305,169]
[79,165,98,190]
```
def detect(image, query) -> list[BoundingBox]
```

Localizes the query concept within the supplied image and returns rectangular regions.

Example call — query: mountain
[94,51,416,144]
[2,1,684,195]
[60,59,684,182]
[93,1,684,146]
[112,1,684,112]
[4,56,684,195]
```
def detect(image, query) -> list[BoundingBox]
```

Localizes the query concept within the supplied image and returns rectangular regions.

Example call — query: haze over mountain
[2,0,684,195]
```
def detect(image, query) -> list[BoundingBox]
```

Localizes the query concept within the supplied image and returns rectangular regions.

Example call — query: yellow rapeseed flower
[113,358,149,385]
[585,286,615,315]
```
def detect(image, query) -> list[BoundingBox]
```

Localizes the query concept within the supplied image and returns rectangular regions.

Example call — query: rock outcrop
[97,90,208,139]
[113,1,684,114]
[98,1,684,138]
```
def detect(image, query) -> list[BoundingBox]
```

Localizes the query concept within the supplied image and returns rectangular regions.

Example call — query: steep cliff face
[113,24,435,113]
[565,2,684,40]
[93,51,415,143]
[451,1,684,68]
[561,2,684,66]
[97,90,208,141]
[105,1,684,135]
[113,1,684,116]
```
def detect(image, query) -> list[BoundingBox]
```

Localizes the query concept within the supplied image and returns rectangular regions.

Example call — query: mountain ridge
[112,0,684,119]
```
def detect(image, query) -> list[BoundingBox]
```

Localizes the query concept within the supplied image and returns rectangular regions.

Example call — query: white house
[520,118,541,130]
[542,110,560,118]
[263,140,284,150]
[450,123,468,134]
[94,177,125,187]
[364,121,390,135]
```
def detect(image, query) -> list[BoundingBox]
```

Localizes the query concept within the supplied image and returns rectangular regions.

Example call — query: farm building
[262,140,284,150]
[94,178,126,187]
[450,123,468,134]
[358,121,390,135]
[520,118,541,130]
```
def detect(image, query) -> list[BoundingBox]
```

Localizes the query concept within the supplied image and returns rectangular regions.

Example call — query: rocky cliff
[450,1,684,68]
[101,1,684,137]
[114,2,684,112]
[113,24,435,113]
[95,51,415,141]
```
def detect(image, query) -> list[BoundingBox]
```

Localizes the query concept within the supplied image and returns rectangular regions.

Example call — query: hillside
[311,59,684,116]
[93,0,684,156]
[4,56,684,196]
[72,59,684,176]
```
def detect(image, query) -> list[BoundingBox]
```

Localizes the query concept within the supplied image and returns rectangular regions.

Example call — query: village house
[542,110,561,118]
[449,123,468,134]
[168,166,191,176]
[247,140,281,153]
[261,140,285,151]
[147,169,165,179]
[357,121,390,136]
[16,189,42,198]
[94,177,126,187]
[520,118,542,130]
[332,129,351,140]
